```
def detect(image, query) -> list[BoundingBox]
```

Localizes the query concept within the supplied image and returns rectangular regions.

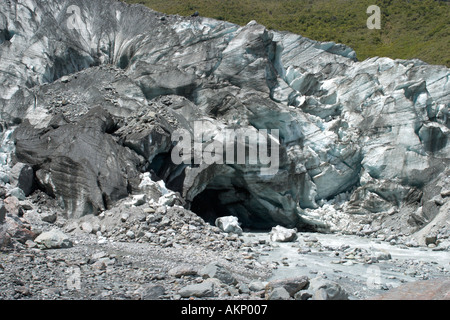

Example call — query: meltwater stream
[242,231,450,299]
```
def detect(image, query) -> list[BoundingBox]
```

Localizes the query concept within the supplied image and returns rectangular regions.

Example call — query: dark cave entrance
[189,185,278,232]
[149,153,289,231]
[0,29,14,44]
[190,189,230,226]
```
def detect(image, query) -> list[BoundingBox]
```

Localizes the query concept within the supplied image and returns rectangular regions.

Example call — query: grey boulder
[34,229,73,249]
[168,265,199,278]
[9,163,34,196]
[136,284,166,300]
[266,287,291,300]
[13,107,144,219]
[199,262,237,285]
[179,281,215,298]
[215,216,243,235]
[265,276,309,297]
[0,215,35,249]
[269,225,298,242]
[309,277,349,300]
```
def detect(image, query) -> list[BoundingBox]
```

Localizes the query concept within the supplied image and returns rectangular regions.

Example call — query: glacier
[0,0,449,241]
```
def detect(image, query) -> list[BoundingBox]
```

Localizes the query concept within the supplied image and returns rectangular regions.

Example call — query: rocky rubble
[0,191,270,300]
[0,186,448,300]
[0,194,35,250]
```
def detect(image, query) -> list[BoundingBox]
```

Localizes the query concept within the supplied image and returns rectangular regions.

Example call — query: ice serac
[0,0,449,236]
[13,107,144,218]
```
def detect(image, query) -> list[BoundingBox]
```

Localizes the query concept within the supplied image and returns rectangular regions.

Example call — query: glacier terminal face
[0,0,449,236]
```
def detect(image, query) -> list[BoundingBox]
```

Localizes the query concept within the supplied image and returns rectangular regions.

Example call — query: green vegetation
[124,0,450,67]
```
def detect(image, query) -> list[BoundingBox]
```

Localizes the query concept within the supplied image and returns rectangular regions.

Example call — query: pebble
[121,213,129,222]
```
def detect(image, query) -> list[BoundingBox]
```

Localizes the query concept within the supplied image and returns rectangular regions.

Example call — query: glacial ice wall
[0,0,449,233]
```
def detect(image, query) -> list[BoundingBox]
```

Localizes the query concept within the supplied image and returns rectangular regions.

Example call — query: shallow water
[242,231,450,299]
